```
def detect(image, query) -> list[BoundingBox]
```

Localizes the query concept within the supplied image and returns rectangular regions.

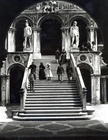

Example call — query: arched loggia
[40,17,62,55]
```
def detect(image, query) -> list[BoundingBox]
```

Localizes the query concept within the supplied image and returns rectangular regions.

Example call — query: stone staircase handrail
[21,53,33,108]
[70,53,87,110]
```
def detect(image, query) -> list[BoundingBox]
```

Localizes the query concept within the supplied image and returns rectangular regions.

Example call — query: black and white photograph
[0,0,108,140]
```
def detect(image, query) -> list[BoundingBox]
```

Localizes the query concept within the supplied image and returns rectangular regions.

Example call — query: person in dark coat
[60,49,67,65]
[57,63,64,81]
[66,62,73,81]
[39,62,46,80]
[55,49,60,63]
[29,62,36,80]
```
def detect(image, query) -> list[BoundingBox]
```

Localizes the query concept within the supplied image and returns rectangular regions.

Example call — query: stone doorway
[10,65,24,104]
[40,18,62,55]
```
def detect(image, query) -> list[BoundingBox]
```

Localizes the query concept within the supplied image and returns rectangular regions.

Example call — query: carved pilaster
[0,75,10,105]
[32,26,41,59]
[8,27,16,52]
[91,74,101,104]
[87,21,98,51]
[61,26,71,58]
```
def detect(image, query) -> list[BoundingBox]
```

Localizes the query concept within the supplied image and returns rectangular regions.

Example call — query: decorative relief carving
[22,1,83,14]
[7,53,29,68]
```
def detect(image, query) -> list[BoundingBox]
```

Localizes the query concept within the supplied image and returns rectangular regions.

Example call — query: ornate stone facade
[1,1,105,105]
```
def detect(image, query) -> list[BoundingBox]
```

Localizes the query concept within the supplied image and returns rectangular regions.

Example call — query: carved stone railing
[70,53,87,110]
[20,53,33,110]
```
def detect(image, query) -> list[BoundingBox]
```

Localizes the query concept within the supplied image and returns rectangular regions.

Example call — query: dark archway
[80,68,91,102]
[78,63,93,103]
[10,65,24,104]
[40,18,62,55]
[15,20,25,51]
[101,67,108,102]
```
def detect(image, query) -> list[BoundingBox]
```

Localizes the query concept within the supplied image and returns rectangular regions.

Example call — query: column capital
[32,26,41,32]
[9,27,16,32]
[86,25,98,31]
[61,26,70,31]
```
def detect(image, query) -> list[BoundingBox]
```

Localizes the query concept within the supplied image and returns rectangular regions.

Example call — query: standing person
[46,63,53,80]
[39,62,46,80]
[23,20,32,49]
[60,49,67,65]
[57,63,64,81]
[28,62,36,80]
[55,49,60,63]
[66,61,73,81]
[29,72,35,92]
[70,21,79,48]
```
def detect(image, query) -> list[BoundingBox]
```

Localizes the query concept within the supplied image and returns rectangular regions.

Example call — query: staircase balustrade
[70,53,87,110]
[20,53,33,109]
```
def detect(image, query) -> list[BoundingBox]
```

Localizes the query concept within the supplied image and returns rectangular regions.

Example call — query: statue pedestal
[70,44,79,52]
[33,52,41,59]
[23,47,33,52]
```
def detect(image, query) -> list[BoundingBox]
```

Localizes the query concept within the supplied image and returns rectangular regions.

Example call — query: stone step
[24,106,82,110]
[25,100,81,104]
[26,95,79,98]
[25,103,81,107]
[23,109,84,113]
[26,97,80,101]
[13,115,91,120]
[27,91,78,93]
[26,93,80,98]
[19,112,87,117]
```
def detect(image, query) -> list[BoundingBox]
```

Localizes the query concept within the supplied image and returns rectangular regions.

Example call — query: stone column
[101,76,107,103]
[61,26,71,59]
[5,75,10,104]
[91,74,101,104]
[32,26,41,59]
[1,75,6,105]
[8,26,15,52]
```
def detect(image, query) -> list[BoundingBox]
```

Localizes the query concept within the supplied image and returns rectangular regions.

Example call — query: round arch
[14,16,33,28]
[8,63,25,75]
[37,14,63,27]
[78,63,94,74]
[39,14,63,55]
[69,15,90,26]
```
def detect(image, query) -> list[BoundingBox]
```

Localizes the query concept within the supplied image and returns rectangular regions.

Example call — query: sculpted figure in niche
[70,21,79,48]
[23,20,32,49]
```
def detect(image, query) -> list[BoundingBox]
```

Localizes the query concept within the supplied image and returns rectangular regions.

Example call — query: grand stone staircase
[13,56,92,120]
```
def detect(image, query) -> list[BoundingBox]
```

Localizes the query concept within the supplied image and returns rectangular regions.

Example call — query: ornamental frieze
[22,1,84,14]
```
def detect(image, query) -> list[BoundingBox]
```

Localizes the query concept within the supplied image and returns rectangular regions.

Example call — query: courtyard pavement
[0,104,108,139]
